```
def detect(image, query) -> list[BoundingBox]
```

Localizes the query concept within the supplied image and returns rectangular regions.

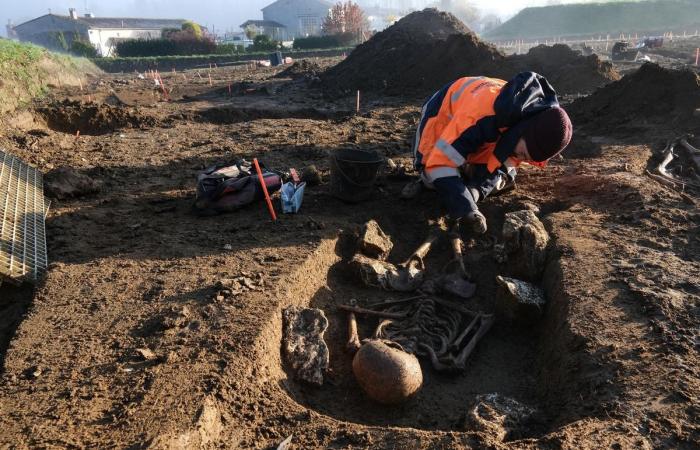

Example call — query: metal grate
[0,149,49,285]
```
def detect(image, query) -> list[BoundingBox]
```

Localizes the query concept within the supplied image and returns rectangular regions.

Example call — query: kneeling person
[408,72,572,233]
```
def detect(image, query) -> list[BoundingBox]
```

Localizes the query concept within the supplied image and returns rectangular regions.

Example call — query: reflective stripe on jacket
[414,72,559,183]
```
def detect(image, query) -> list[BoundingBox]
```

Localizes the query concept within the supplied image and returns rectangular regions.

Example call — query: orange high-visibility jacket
[413,72,559,183]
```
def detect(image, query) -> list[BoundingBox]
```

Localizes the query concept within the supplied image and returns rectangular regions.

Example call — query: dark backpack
[193,160,282,216]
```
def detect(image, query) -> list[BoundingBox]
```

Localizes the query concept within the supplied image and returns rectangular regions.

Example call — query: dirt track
[0,56,698,449]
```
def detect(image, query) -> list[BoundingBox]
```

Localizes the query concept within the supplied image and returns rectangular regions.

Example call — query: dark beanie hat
[522,107,573,162]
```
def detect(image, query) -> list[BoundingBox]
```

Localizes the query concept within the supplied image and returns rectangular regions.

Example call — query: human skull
[352,339,423,404]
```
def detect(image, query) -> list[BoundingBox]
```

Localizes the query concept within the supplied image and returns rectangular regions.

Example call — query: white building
[261,0,333,39]
[11,9,189,57]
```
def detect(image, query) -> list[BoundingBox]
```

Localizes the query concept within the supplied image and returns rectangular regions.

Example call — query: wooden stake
[356,90,360,113]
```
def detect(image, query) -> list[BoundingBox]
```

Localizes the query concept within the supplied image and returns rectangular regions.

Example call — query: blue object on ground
[281,181,306,213]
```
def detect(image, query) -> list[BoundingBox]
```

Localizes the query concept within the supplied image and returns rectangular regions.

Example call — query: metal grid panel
[0,149,49,284]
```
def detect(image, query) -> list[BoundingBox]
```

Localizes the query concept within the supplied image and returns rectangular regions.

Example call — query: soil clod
[44,166,102,199]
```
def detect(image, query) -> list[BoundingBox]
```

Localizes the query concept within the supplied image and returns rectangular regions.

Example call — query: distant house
[219,31,254,49]
[11,8,190,56]
[262,0,333,39]
[239,20,287,41]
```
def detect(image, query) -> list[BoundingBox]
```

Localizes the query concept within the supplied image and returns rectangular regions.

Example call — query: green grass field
[0,39,97,113]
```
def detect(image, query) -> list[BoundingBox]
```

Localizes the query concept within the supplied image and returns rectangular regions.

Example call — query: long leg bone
[346,299,361,353]
[450,313,482,352]
[453,314,495,369]
[338,304,407,319]
[367,295,425,309]
[401,231,440,268]
[449,232,470,279]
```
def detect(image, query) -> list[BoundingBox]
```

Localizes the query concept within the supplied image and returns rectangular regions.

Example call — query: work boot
[464,211,487,234]
[400,179,423,199]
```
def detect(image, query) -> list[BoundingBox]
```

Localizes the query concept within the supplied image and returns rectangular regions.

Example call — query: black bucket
[330,148,384,203]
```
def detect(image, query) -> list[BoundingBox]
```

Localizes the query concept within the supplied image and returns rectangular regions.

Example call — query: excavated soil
[322,9,503,96]
[570,63,700,135]
[0,58,697,449]
[37,100,160,135]
[273,60,322,80]
[506,44,620,95]
[322,9,618,97]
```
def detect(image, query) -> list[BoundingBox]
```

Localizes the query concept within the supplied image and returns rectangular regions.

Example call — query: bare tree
[323,2,369,36]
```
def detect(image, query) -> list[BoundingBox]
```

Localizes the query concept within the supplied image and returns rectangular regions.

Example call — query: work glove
[465,210,487,234]
[447,210,487,235]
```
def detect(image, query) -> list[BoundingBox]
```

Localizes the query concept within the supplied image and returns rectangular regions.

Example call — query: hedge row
[293,32,358,49]
[115,37,217,57]
[91,48,353,72]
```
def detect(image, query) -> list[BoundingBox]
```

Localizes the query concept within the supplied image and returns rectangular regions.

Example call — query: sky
[0,0,586,37]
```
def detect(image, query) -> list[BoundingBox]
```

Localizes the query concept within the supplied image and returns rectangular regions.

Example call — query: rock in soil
[350,254,424,292]
[44,166,102,199]
[495,276,546,325]
[499,210,549,280]
[463,393,537,441]
[358,220,393,260]
[282,307,330,385]
[300,165,322,186]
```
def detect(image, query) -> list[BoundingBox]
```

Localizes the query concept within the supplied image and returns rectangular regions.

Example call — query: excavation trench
[36,101,159,135]
[196,106,351,124]
[252,209,607,439]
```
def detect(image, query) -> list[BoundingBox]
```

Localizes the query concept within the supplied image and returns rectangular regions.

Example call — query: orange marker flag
[253,158,277,222]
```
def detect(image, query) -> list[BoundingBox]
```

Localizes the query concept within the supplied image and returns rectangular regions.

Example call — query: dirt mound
[569,63,700,133]
[36,100,159,135]
[504,45,620,95]
[274,60,322,80]
[322,8,504,96]
[383,7,471,38]
[44,167,102,200]
[322,10,618,97]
